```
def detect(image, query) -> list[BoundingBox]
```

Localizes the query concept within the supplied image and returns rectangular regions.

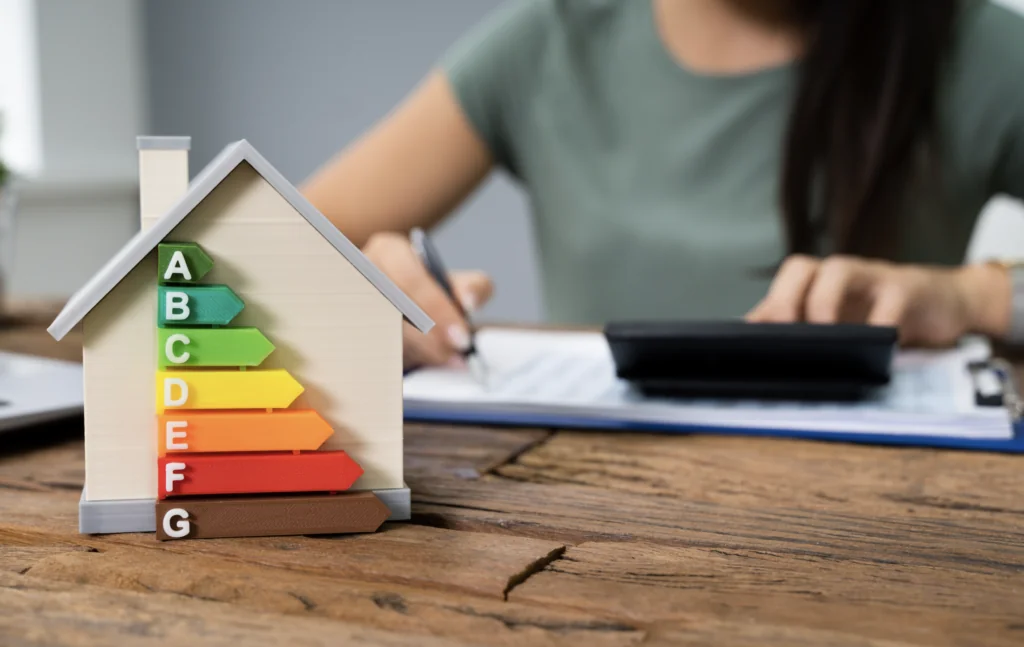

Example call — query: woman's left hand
[747,255,1011,346]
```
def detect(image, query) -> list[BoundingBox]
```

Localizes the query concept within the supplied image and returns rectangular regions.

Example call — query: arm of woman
[301,71,496,367]
[302,71,492,247]
[303,0,550,367]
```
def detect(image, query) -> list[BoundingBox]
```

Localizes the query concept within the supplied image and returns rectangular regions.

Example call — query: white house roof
[47,140,434,340]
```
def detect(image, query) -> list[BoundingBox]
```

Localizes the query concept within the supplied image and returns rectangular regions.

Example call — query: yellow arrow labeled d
[156,370,304,413]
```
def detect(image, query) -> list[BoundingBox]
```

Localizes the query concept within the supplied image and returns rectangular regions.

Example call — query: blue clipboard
[405,358,1024,454]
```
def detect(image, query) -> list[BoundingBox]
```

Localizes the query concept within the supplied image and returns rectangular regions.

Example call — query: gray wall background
[143,0,542,322]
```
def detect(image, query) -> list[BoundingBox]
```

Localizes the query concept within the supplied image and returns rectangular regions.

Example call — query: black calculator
[604,321,898,401]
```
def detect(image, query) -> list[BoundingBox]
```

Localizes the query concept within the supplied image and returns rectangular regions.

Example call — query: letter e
[165,420,188,451]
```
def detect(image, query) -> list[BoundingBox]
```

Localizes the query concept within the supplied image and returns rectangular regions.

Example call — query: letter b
[165,291,190,321]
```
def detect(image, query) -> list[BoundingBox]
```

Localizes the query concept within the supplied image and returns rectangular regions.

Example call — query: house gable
[49,139,432,342]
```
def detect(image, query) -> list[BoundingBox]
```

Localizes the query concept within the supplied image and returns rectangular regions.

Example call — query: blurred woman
[302,0,1024,368]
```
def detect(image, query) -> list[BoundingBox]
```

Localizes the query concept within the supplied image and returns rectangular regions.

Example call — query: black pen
[410,228,487,382]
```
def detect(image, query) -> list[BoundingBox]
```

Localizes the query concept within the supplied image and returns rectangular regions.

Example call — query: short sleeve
[439,0,552,176]
[978,4,1024,199]
[993,112,1024,200]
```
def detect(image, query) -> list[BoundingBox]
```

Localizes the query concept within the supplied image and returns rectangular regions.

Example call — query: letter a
[163,250,192,281]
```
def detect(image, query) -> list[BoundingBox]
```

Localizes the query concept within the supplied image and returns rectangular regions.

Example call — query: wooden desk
[0,312,1022,646]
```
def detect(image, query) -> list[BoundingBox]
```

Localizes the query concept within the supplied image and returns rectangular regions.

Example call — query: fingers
[747,255,820,322]
[402,320,458,370]
[869,281,920,346]
[749,254,905,331]
[450,270,494,315]
[867,284,909,329]
[803,257,853,324]
[363,232,491,369]
[749,255,973,347]
[804,256,881,324]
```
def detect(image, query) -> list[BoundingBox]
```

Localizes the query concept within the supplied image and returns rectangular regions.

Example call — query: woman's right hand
[362,232,494,370]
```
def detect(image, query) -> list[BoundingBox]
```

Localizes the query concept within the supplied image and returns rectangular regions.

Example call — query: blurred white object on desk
[0,351,82,432]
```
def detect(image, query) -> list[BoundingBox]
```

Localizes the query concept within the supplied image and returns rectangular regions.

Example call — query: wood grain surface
[0,308,1022,646]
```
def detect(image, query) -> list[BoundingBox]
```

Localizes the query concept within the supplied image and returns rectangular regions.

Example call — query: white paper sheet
[403,329,1013,440]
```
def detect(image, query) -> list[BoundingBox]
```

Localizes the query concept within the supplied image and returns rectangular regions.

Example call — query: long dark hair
[781,0,960,258]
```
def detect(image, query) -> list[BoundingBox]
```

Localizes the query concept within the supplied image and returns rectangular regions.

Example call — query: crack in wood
[288,591,318,612]
[409,510,569,540]
[173,590,226,603]
[484,431,557,476]
[881,494,1024,516]
[444,604,640,634]
[36,480,85,492]
[371,592,410,614]
[502,545,566,601]
[0,481,48,493]
[9,545,102,579]
[413,501,511,516]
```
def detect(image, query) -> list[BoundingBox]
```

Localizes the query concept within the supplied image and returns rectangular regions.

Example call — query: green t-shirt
[441,0,1024,325]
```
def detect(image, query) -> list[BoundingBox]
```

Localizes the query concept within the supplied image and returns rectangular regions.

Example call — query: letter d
[164,377,188,408]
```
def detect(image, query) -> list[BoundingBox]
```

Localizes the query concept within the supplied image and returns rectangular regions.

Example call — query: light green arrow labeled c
[157,327,276,368]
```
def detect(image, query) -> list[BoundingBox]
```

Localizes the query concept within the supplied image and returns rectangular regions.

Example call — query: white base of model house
[78,485,412,535]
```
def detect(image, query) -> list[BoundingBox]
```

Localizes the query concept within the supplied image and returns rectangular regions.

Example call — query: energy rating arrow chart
[152,241,379,538]
[156,369,304,412]
[159,242,214,284]
[157,410,334,455]
[157,285,245,327]
[158,451,364,499]
[157,327,276,368]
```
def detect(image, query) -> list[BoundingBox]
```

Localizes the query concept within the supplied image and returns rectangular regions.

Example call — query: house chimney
[137,136,190,231]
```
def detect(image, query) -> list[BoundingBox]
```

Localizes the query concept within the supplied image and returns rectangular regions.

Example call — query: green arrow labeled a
[158,285,245,327]
[157,327,276,368]
[158,242,214,284]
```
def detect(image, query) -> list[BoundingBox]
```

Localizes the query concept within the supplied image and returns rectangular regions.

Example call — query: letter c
[165,334,190,364]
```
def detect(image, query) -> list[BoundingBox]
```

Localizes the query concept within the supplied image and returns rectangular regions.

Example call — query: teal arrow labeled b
[157,327,276,368]
[158,285,245,327]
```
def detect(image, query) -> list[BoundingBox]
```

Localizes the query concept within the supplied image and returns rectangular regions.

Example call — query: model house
[48,136,432,539]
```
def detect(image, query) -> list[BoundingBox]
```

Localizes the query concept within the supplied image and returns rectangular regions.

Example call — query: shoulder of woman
[498,0,637,37]
[443,0,637,88]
